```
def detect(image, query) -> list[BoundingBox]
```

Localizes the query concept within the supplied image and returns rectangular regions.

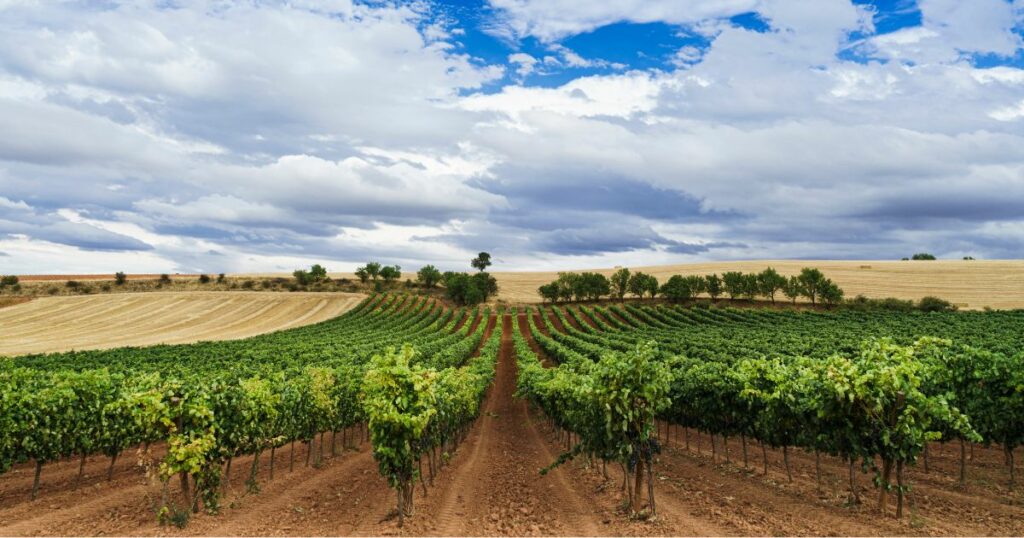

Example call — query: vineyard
[1,295,1023,535]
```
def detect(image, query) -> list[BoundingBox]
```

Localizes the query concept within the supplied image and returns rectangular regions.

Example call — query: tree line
[354,252,498,306]
[538,266,844,306]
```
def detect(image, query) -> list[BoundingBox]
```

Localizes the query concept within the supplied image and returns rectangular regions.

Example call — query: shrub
[242,280,255,289]
[198,274,211,284]
[66,280,80,289]
[0,275,18,287]
[217,273,226,283]
[101,284,112,292]
[261,280,273,289]
[918,296,957,313]
[843,295,916,312]
[114,272,127,285]
[159,273,172,284]
[47,287,59,295]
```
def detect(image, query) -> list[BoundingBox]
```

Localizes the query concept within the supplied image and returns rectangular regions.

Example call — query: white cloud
[864,0,1022,64]
[508,52,538,76]
[991,100,1024,121]
[1,0,1023,270]
[486,0,759,42]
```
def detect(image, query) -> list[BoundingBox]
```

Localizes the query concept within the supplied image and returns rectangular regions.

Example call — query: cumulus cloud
[0,0,1022,273]
[485,0,758,41]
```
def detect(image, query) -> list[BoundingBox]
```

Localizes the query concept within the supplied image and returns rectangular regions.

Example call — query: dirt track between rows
[1,313,1022,536]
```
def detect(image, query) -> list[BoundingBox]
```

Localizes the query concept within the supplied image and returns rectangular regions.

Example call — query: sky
[0,0,1023,274]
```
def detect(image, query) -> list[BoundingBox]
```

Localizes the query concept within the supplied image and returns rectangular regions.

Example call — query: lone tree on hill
[471,252,492,272]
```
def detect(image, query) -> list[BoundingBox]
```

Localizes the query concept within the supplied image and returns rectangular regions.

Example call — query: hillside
[491,260,1024,310]
[0,291,364,356]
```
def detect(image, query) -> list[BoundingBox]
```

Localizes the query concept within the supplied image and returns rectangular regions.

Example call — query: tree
[783,276,802,304]
[557,273,584,302]
[820,281,844,306]
[642,274,658,299]
[578,272,610,301]
[364,262,382,281]
[705,274,723,300]
[309,264,328,281]
[911,253,936,260]
[610,268,631,302]
[380,265,402,283]
[416,265,442,288]
[554,273,576,303]
[757,267,786,303]
[741,273,759,301]
[0,275,18,287]
[797,268,826,305]
[659,275,692,303]
[682,275,706,298]
[627,272,647,299]
[159,274,171,284]
[443,271,497,306]
[629,272,657,299]
[538,282,560,303]
[470,252,492,272]
[114,272,127,286]
[472,272,498,301]
[355,267,369,284]
[722,271,745,300]
[198,274,211,284]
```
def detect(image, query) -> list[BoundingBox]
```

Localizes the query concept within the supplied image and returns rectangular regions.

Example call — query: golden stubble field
[490,259,1024,310]
[0,291,364,356]
[242,259,1024,309]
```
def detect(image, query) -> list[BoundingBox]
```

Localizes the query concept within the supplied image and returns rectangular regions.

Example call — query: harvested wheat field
[0,291,364,356]
[491,259,1024,309]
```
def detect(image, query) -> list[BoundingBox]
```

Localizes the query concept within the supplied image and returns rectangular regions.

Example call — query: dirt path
[405,315,604,536]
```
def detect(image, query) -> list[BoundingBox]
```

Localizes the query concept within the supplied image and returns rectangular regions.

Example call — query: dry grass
[0,297,31,310]
[489,259,1024,310]
[0,291,365,356]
